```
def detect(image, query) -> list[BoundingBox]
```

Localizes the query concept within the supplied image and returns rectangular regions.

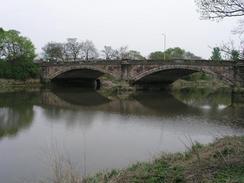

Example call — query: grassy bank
[84,136,244,183]
[0,78,42,93]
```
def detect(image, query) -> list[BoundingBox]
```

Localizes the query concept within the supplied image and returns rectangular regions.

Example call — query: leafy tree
[0,28,39,80]
[148,51,165,60]
[127,50,145,60]
[184,51,202,60]
[0,29,35,62]
[210,47,222,61]
[149,47,201,60]
[230,50,240,61]
[164,47,185,59]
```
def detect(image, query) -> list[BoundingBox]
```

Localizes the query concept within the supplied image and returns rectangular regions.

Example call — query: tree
[127,50,145,60]
[0,28,39,80]
[195,0,244,61]
[102,46,144,60]
[149,47,201,60]
[148,51,165,60]
[42,42,66,61]
[0,28,35,62]
[65,38,82,61]
[230,49,240,61]
[195,0,244,19]
[102,46,116,60]
[81,40,98,61]
[184,51,202,60]
[210,47,222,61]
[117,46,129,60]
[164,47,185,59]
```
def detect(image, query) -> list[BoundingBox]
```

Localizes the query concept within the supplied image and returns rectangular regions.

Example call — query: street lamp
[162,33,166,60]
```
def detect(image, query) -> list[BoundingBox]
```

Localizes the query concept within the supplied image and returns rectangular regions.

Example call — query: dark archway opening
[51,69,104,90]
[134,69,197,90]
[133,69,229,91]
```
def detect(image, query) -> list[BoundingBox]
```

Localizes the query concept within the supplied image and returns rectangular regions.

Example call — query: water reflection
[172,88,232,109]
[0,88,244,183]
[0,88,243,140]
[0,92,38,139]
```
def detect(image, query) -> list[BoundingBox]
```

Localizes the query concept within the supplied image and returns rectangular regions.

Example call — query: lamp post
[162,33,166,60]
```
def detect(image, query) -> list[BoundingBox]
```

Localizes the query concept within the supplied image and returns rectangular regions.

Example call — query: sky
[0,0,241,59]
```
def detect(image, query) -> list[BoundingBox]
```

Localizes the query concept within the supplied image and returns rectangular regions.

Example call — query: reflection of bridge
[40,60,244,89]
[40,90,201,117]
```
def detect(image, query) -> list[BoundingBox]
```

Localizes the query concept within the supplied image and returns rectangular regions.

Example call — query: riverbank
[0,79,41,93]
[84,136,244,183]
[171,79,229,90]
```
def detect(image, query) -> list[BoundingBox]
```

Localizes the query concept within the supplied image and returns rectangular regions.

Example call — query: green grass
[84,136,244,183]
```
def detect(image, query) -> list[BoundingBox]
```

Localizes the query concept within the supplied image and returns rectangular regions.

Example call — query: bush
[0,60,39,80]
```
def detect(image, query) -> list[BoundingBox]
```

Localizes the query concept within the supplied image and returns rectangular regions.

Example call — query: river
[0,87,244,183]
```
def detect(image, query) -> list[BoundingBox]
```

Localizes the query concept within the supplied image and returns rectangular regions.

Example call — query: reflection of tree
[172,88,232,108]
[0,92,38,139]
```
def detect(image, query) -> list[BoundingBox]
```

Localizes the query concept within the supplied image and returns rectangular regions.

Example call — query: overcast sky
[0,0,240,58]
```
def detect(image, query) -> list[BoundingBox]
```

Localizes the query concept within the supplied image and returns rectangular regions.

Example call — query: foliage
[0,28,39,80]
[230,49,240,61]
[0,60,39,80]
[148,51,165,60]
[127,50,145,60]
[184,72,211,81]
[0,28,36,62]
[210,47,222,61]
[149,47,201,60]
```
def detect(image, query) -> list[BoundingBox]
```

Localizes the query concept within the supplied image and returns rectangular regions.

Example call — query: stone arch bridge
[40,60,244,89]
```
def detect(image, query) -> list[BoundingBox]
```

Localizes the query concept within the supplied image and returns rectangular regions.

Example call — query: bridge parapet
[39,59,237,66]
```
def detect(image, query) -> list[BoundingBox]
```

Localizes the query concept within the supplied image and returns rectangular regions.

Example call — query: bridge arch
[131,65,234,86]
[48,65,117,80]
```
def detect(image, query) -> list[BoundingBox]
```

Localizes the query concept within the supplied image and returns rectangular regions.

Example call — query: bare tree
[42,42,67,61]
[195,0,244,19]
[65,38,82,61]
[105,46,145,60]
[220,40,244,60]
[195,0,244,60]
[81,40,98,61]
[233,19,244,35]
[102,46,116,60]
[116,46,129,60]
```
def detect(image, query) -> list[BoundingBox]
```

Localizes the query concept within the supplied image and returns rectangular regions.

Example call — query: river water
[0,87,244,183]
